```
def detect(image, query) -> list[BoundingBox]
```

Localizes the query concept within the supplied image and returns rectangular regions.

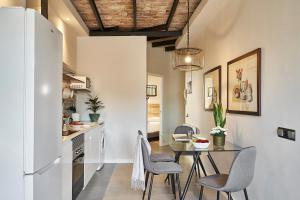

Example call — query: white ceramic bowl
[193,141,210,149]
[192,135,207,140]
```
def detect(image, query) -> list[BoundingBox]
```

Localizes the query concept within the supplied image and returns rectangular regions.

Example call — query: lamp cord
[187,0,190,49]
[187,0,192,91]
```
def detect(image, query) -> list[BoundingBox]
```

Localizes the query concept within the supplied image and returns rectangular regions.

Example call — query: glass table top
[169,135,242,153]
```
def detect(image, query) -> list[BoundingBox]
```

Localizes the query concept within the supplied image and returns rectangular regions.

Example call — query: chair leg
[244,188,249,200]
[142,171,149,200]
[176,174,181,198]
[217,191,220,200]
[170,174,176,199]
[197,161,201,178]
[147,173,154,200]
[193,155,198,177]
[227,192,232,200]
[164,174,170,185]
[199,186,204,200]
[199,158,207,176]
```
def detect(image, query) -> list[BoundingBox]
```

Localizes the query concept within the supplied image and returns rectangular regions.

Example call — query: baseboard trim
[104,159,133,163]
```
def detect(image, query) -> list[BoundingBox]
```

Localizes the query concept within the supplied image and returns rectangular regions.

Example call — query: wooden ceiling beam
[90,26,120,32]
[138,24,166,31]
[165,46,176,52]
[88,0,104,31]
[147,36,175,41]
[105,26,120,31]
[147,37,164,41]
[89,30,182,37]
[41,0,48,19]
[152,39,177,47]
[133,0,137,29]
[166,0,179,30]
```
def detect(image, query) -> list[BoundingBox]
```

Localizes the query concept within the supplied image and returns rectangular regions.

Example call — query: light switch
[288,130,296,140]
[277,128,284,137]
[277,127,296,141]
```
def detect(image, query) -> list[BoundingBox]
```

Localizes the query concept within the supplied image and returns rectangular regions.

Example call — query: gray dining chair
[174,125,195,135]
[141,138,182,200]
[173,125,207,177]
[138,130,175,162]
[199,147,256,200]
[138,130,177,199]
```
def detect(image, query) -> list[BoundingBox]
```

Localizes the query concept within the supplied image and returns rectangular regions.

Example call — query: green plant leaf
[212,102,226,127]
[86,95,104,113]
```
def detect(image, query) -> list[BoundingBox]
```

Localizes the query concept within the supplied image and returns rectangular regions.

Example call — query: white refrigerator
[0,8,62,200]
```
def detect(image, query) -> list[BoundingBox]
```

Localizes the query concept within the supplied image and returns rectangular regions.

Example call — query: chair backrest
[223,146,256,192]
[141,138,154,173]
[174,125,194,135]
[138,130,143,136]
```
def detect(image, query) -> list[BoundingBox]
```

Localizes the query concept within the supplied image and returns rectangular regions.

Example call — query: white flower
[210,126,228,135]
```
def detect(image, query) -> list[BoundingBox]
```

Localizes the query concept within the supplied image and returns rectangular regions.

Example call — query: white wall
[0,0,87,71]
[179,0,300,199]
[77,37,147,163]
[147,45,185,145]
[0,0,25,7]
[48,0,87,71]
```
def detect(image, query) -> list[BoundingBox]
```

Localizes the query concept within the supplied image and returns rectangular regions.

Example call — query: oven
[72,134,84,200]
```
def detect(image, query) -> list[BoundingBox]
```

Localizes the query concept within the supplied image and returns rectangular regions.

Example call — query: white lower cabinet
[84,126,103,187]
[62,140,72,200]
[61,125,104,199]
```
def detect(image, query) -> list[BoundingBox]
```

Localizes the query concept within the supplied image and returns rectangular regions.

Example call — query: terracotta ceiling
[71,0,202,34]
[70,0,202,52]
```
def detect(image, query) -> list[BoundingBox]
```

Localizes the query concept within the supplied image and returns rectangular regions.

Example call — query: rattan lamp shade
[172,48,203,71]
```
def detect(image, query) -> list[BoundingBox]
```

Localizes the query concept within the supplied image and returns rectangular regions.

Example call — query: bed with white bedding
[147,116,160,139]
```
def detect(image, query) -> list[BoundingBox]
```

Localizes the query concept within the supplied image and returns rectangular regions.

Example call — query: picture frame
[227,48,261,116]
[204,66,221,111]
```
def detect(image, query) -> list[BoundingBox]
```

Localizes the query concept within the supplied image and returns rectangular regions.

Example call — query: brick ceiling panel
[136,0,173,29]
[71,0,203,36]
[95,0,134,30]
[169,0,201,31]
[72,0,99,30]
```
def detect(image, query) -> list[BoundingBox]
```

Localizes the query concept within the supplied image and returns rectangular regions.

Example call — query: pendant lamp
[173,0,203,71]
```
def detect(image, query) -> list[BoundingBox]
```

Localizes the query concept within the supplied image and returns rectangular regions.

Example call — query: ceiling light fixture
[172,0,203,71]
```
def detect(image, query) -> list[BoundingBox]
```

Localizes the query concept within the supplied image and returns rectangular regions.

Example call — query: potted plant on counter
[85,95,104,122]
[210,102,227,148]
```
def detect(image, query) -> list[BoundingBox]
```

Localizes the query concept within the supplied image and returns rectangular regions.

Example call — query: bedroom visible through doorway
[147,75,162,143]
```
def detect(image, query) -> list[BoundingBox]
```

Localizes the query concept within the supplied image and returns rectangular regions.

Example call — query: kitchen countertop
[62,121,104,143]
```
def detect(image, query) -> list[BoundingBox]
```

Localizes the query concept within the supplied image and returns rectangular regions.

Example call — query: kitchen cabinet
[61,123,105,198]
[62,140,72,200]
[98,124,105,170]
[84,126,103,187]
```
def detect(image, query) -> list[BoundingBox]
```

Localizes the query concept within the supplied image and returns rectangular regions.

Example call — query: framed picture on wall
[204,66,221,110]
[227,48,261,116]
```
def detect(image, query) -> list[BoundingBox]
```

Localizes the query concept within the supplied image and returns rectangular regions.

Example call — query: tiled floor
[78,141,227,200]
[77,164,116,200]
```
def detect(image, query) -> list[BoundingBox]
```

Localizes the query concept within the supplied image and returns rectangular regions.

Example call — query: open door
[146,75,163,145]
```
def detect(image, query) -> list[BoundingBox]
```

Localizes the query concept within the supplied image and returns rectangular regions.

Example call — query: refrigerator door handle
[25,157,61,176]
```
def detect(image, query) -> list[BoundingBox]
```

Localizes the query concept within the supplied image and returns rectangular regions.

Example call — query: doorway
[147,75,163,144]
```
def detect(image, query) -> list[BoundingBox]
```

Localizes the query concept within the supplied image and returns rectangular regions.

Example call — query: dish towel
[131,134,151,191]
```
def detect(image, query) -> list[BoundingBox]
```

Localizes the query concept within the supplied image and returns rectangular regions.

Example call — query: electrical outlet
[277,127,296,141]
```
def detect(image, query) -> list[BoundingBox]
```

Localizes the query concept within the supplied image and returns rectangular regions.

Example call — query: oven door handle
[73,153,84,163]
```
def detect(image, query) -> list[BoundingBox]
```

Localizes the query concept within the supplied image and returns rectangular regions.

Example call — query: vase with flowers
[210,102,227,147]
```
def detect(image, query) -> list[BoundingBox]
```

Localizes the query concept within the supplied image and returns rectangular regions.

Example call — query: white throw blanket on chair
[131,134,151,191]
